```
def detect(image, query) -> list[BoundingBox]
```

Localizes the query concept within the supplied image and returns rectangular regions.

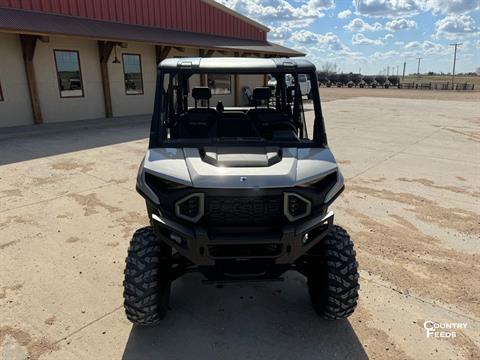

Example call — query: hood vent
[201,147,281,167]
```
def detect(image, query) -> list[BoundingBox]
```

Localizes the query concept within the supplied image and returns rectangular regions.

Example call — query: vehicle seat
[175,87,219,138]
[247,87,295,139]
[218,112,260,138]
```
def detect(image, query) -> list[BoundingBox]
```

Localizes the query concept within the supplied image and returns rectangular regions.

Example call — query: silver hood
[140,147,339,189]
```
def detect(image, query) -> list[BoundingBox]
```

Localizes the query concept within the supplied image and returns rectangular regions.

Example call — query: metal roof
[200,0,270,32]
[0,7,303,57]
[0,0,268,41]
[159,57,316,73]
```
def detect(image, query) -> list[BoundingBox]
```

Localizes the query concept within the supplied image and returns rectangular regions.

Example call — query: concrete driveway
[0,96,479,359]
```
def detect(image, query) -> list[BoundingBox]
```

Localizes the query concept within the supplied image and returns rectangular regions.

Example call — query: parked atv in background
[123,57,359,325]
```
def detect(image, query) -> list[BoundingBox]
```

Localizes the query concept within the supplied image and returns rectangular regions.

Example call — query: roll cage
[148,57,328,149]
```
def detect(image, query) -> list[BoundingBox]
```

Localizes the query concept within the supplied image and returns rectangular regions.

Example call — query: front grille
[205,196,283,226]
[208,244,282,258]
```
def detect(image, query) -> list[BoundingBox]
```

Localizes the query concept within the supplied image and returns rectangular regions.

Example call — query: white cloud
[385,18,417,31]
[291,30,321,44]
[219,0,479,74]
[218,0,332,28]
[404,41,421,49]
[291,30,350,51]
[289,31,368,63]
[421,41,448,55]
[404,40,448,55]
[352,33,384,45]
[372,50,399,60]
[337,9,352,19]
[309,0,335,9]
[353,0,423,18]
[344,18,383,32]
[269,25,293,40]
[425,0,480,15]
[434,14,478,39]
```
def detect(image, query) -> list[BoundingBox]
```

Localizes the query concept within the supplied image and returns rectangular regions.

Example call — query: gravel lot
[0,93,479,359]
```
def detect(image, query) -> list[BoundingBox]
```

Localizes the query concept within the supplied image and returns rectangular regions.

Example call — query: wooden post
[20,35,42,124]
[199,49,215,86]
[100,61,112,118]
[155,45,171,65]
[234,52,240,106]
[263,54,269,87]
[199,49,206,87]
[98,41,115,118]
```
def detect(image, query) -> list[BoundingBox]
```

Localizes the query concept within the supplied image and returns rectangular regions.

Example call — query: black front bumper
[150,209,334,266]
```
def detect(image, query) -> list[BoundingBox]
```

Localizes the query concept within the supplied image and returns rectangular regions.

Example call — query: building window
[122,53,144,95]
[0,80,3,102]
[54,50,84,98]
[207,74,231,95]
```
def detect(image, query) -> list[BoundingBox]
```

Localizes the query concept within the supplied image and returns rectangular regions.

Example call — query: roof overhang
[0,7,304,57]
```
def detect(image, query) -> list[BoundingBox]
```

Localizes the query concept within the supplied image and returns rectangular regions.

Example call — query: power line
[450,43,462,88]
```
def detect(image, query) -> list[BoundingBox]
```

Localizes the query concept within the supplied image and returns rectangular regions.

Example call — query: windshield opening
[153,70,321,148]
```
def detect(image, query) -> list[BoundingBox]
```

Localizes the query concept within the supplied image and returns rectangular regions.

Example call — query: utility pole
[396,65,399,76]
[402,61,406,80]
[450,42,462,88]
[416,57,422,79]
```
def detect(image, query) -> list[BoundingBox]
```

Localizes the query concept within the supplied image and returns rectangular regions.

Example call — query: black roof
[158,57,317,73]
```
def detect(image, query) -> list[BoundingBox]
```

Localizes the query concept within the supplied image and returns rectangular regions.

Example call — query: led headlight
[175,193,204,223]
[284,192,311,221]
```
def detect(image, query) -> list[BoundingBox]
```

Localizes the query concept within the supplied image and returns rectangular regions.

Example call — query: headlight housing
[284,192,311,221]
[175,193,204,223]
[324,170,344,204]
[144,172,188,190]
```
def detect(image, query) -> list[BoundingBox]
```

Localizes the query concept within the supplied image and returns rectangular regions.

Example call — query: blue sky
[218,0,479,74]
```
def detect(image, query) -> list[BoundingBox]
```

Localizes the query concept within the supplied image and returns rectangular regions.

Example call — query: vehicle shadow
[0,115,150,166]
[122,272,367,360]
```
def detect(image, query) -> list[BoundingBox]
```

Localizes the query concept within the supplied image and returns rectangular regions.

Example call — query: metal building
[0,0,302,128]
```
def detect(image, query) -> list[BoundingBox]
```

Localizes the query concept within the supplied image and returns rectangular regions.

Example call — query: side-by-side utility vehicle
[123,57,359,325]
